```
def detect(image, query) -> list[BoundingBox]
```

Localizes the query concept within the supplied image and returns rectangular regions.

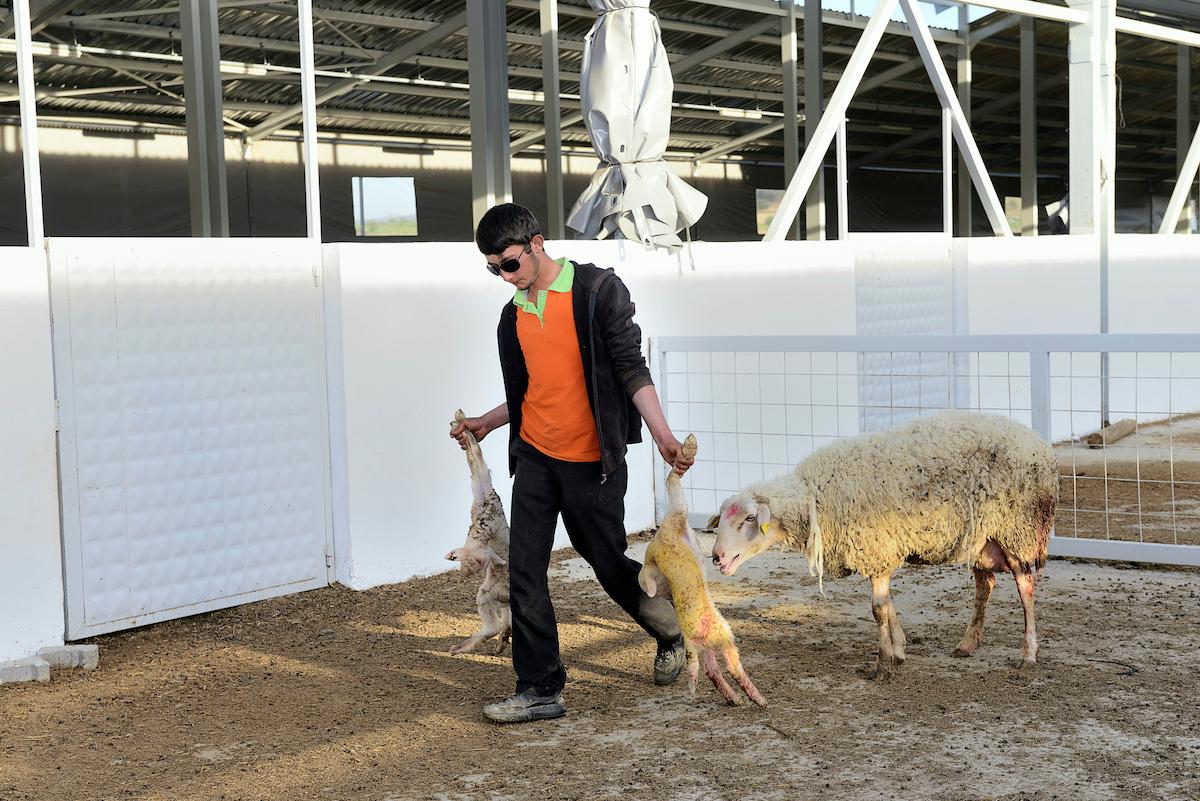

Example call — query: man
[450,203,693,724]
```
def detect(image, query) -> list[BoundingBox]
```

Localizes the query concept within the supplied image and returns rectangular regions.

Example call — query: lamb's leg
[451,604,506,654]
[494,608,512,655]
[686,641,701,697]
[721,646,767,707]
[449,628,492,654]
[701,648,742,705]
[953,568,996,658]
[868,574,897,681]
[1010,565,1039,667]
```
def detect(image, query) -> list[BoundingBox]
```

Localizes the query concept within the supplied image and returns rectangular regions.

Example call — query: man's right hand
[450,415,491,450]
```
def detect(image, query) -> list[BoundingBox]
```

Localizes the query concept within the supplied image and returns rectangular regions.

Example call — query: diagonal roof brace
[242,10,468,143]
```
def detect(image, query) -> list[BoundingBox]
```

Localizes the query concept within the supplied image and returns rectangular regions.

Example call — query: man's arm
[633,384,693,476]
[449,402,509,449]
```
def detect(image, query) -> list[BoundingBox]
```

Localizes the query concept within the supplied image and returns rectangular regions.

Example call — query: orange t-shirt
[516,286,601,462]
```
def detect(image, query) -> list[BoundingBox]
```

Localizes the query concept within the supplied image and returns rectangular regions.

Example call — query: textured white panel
[51,239,331,638]
[855,236,954,432]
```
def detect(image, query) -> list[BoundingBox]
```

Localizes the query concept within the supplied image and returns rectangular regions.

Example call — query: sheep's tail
[806,492,826,596]
[665,434,698,516]
[453,408,493,501]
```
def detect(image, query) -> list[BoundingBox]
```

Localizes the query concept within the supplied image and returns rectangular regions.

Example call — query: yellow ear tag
[760,521,770,537]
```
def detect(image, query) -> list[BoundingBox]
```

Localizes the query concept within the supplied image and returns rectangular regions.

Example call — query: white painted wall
[0,247,64,662]
[329,240,856,589]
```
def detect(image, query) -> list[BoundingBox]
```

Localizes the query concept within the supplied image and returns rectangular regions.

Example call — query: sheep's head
[445,542,506,574]
[707,493,781,576]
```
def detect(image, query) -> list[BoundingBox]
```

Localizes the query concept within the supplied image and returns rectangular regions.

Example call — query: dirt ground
[3,531,1198,801]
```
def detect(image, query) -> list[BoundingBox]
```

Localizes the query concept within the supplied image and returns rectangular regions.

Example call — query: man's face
[487,238,541,291]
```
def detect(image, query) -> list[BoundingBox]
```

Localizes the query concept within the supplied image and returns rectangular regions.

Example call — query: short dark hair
[475,203,542,255]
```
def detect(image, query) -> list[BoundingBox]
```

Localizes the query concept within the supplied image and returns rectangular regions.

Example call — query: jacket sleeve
[597,272,654,397]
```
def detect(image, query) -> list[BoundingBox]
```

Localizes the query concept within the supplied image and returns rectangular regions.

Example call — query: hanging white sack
[566,0,707,252]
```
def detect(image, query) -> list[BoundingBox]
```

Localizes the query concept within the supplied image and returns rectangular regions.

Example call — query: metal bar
[956,7,973,237]
[1030,349,1050,441]
[467,0,510,225]
[671,15,779,76]
[946,0,1087,24]
[1048,536,1200,567]
[244,10,469,143]
[836,116,848,240]
[764,0,900,242]
[298,0,321,240]
[540,0,564,240]
[969,13,1019,45]
[1159,121,1200,234]
[13,0,44,247]
[1114,16,1200,49]
[180,0,229,237]
[693,122,786,164]
[901,0,1011,236]
[782,5,801,241]
[0,0,88,37]
[804,0,826,241]
[654,334,1200,353]
[1021,15,1037,236]
[942,107,953,234]
[1176,45,1192,234]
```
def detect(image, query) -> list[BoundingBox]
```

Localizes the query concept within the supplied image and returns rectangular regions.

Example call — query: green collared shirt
[513,257,574,326]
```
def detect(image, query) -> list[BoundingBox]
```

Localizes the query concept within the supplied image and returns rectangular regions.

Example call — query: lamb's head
[707,492,782,576]
[445,542,506,574]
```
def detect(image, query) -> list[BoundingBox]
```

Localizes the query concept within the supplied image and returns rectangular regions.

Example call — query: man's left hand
[656,436,694,477]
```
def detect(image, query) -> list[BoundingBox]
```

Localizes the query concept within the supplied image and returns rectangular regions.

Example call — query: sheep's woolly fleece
[752,411,1058,581]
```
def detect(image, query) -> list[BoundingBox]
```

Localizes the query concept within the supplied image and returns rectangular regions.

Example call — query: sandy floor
[3,532,1198,801]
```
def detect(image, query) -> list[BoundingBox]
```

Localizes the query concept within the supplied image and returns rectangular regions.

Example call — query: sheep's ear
[704,513,721,530]
[489,551,507,566]
[754,495,772,536]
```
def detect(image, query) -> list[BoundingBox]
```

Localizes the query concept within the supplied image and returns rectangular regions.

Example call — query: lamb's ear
[489,551,507,567]
[704,513,721,530]
[754,495,772,537]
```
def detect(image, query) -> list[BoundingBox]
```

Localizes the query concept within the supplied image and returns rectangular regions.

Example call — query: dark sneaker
[654,637,686,685]
[482,690,566,724]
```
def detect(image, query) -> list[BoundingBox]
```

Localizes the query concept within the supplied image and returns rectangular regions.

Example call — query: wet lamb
[640,434,766,706]
[709,411,1058,679]
[445,409,512,655]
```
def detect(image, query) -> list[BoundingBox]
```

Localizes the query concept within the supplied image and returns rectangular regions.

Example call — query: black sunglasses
[486,243,532,276]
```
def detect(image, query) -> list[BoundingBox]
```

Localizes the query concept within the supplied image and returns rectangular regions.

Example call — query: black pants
[508,438,681,696]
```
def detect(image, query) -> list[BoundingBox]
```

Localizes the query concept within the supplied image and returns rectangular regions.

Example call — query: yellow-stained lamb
[639,434,766,707]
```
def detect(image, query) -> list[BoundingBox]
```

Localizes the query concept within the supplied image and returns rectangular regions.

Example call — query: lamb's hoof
[1016,657,1037,670]
[493,641,508,656]
[448,642,472,655]
[865,664,893,683]
[951,646,974,658]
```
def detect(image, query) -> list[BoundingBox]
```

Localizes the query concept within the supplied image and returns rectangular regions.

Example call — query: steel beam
[0,0,87,38]
[243,11,469,143]
[298,0,320,240]
[1020,16,1037,236]
[782,5,801,240]
[942,107,953,234]
[1159,122,1200,234]
[13,0,44,247]
[540,0,564,240]
[467,0,510,225]
[956,7,972,237]
[1067,0,1116,237]
[180,0,229,237]
[836,117,848,240]
[804,0,825,241]
[1175,45,1192,233]
[693,122,786,163]
[764,0,900,242]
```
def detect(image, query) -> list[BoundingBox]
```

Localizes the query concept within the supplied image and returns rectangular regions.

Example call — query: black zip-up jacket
[498,262,653,483]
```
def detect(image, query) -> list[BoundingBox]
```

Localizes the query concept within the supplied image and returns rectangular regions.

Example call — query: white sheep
[709,411,1058,679]
[445,410,511,655]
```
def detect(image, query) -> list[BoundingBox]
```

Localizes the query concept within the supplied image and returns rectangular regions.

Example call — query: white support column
[298,0,321,241]
[13,0,44,247]
[804,0,826,240]
[540,0,564,240]
[836,117,848,240]
[900,0,1010,236]
[1177,45,1193,233]
[1067,0,1115,238]
[782,4,802,240]
[180,0,229,237]
[467,0,511,225]
[955,7,972,237]
[942,107,953,235]
[1020,16,1037,236]
[764,0,900,242]
[1159,124,1200,235]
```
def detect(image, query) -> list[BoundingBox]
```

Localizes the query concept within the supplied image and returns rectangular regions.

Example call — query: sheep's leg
[451,603,507,654]
[953,568,996,658]
[887,606,906,664]
[686,641,701,697]
[701,648,742,705]
[867,574,897,681]
[449,628,491,654]
[1010,565,1039,667]
[720,646,767,707]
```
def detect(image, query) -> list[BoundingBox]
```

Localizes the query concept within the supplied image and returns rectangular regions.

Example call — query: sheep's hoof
[1016,657,1037,670]
[865,664,893,683]
[951,647,973,658]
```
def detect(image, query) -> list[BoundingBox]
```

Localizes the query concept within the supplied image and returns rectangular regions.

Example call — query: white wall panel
[0,247,64,662]
[331,240,855,588]
[50,238,332,638]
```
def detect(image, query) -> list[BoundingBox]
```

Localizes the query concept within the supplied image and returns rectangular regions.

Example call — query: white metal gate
[50,238,333,638]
